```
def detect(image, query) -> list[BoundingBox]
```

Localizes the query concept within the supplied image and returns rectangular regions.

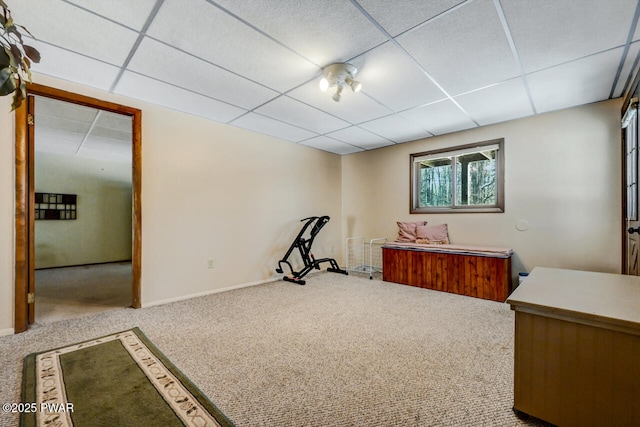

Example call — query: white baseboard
[142,277,281,308]
[0,328,15,336]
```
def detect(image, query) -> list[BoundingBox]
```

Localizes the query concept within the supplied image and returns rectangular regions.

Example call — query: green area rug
[22,327,235,427]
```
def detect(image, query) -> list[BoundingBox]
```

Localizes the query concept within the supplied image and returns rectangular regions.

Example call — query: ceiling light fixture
[319,62,361,102]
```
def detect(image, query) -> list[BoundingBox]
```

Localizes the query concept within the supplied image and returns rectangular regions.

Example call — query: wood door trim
[622,127,627,273]
[14,83,142,333]
[14,100,28,333]
[27,96,35,324]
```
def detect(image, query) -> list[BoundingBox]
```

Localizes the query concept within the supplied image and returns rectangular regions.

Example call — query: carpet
[21,328,234,427]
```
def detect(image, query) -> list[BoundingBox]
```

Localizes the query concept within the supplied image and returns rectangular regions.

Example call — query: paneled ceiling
[12,0,640,157]
[34,96,132,163]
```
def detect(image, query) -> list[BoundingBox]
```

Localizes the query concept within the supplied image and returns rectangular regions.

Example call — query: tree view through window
[411,139,504,213]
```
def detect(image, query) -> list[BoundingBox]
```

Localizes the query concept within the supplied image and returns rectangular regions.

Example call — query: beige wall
[0,95,14,335]
[34,152,132,268]
[0,74,343,333]
[342,99,623,282]
[139,101,343,304]
[0,73,624,334]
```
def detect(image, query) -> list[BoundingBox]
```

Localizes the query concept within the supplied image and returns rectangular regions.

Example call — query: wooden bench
[382,243,513,302]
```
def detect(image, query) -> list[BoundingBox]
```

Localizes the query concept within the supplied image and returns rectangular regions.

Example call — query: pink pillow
[396,221,427,242]
[416,224,449,244]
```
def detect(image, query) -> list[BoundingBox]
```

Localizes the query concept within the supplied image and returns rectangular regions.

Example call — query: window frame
[410,138,505,214]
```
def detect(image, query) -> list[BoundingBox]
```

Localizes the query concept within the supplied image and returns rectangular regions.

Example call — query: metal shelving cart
[346,237,387,279]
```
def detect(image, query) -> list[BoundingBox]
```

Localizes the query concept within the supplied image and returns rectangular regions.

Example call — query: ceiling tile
[212,0,388,66]
[36,96,98,124]
[400,100,477,135]
[66,0,158,31]
[35,97,132,163]
[299,136,363,155]
[255,97,351,134]
[94,111,133,134]
[502,0,637,73]
[359,115,432,143]
[230,113,317,143]
[34,128,85,156]
[397,0,519,96]
[287,79,392,124]
[79,136,131,163]
[17,0,636,157]
[36,115,91,135]
[326,126,394,150]
[114,71,246,123]
[90,125,131,142]
[30,43,121,91]
[10,0,139,65]
[455,78,534,126]
[613,41,640,98]
[358,0,467,37]
[528,48,622,114]
[354,42,447,112]
[127,38,278,110]
[146,0,318,92]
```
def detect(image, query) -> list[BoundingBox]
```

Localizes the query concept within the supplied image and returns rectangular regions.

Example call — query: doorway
[14,84,142,333]
[33,95,133,323]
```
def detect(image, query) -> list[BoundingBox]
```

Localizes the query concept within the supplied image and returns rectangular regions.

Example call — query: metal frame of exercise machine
[276,216,347,285]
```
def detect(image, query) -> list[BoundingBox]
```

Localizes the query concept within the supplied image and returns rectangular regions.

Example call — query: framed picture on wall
[35,192,77,220]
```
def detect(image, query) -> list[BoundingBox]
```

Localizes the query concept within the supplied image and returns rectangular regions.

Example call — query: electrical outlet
[207,259,215,269]
[331,246,335,253]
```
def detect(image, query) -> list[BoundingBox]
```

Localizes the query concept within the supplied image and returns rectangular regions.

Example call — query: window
[410,139,504,213]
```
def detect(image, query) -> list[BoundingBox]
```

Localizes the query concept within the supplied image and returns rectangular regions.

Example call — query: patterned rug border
[21,327,235,427]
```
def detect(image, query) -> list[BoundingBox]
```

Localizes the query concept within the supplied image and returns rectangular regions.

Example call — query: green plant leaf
[0,1,39,110]
[9,43,21,62]
[7,24,23,44]
[0,47,10,68]
[11,77,25,110]
[3,45,16,67]
[21,58,31,81]
[0,66,17,96]
[11,87,24,110]
[11,30,23,44]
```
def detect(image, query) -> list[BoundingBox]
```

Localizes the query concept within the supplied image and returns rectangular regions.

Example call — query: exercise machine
[276,216,348,285]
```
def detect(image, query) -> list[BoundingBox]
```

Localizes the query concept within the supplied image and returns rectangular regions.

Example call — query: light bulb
[319,77,329,92]
[332,84,343,102]
[346,76,362,93]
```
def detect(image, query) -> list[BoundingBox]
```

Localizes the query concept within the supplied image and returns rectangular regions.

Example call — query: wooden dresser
[507,267,640,426]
